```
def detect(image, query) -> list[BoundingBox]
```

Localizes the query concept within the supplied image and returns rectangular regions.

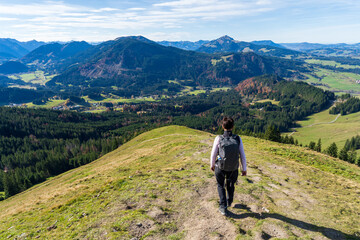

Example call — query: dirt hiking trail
[175,136,360,240]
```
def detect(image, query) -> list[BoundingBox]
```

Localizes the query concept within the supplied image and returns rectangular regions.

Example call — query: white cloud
[90,8,118,13]
[151,0,276,21]
[0,0,281,41]
[0,2,80,16]
[127,8,146,11]
[0,17,17,21]
[154,0,218,7]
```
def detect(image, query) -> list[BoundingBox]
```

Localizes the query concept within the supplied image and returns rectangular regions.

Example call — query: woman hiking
[210,117,247,216]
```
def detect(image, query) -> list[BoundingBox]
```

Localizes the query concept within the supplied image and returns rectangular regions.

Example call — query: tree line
[329,97,360,115]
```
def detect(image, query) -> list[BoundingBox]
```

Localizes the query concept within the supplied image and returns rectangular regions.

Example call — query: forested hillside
[0,87,52,104]
[0,61,28,74]
[0,107,166,199]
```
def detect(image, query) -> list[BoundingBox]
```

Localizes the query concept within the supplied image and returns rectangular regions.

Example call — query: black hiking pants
[215,166,238,208]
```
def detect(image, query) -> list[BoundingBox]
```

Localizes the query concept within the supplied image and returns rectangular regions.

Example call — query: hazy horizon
[3,35,360,45]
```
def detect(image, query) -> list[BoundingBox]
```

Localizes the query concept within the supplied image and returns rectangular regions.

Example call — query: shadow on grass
[227,204,360,240]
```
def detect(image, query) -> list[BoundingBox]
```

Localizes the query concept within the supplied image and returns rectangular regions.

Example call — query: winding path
[288,113,341,136]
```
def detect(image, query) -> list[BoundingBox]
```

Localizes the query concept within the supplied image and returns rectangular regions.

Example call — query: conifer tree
[339,147,348,161]
[327,142,338,158]
[315,138,322,152]
[309,141,316,150]
[264,125,281,142]
[348,150,357,164]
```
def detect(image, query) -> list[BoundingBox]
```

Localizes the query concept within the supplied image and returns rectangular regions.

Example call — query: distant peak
[115,35,153,44]
[217,35,234,41]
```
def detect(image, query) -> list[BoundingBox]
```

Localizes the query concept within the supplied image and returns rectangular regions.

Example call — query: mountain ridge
[196,35,302,58]
[1,125,359,239]
[22,41,92,71]
[0,38,45,63]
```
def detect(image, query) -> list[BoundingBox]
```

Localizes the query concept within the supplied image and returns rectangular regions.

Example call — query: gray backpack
[218,135,240,171]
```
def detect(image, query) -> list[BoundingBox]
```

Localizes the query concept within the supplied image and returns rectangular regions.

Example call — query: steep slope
[22,41,92,71]
[1,126,360,239]
[197,36,302,58]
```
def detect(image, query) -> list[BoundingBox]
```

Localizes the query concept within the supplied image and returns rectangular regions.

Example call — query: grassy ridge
[1,126,360,239]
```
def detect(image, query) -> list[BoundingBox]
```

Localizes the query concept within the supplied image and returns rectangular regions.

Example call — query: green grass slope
[1,126,360,239]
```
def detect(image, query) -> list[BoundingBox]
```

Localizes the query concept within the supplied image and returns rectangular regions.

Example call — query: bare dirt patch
[179,178,238,240]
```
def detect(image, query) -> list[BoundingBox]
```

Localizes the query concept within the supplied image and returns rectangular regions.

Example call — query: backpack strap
[217,135,224,156]
[235,135,240,145]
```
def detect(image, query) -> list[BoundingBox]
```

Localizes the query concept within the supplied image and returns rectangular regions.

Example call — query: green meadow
[305,59,360,69]
[25,99,67,108]
[285,108,360,150]
[253,99,280,105]
[8,71,56,85]
[303,67,360,94]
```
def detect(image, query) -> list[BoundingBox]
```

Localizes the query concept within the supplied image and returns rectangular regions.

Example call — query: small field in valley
[284,107,360,151]
[303,67,360,94]
[253,99,280,105]
[305,59,360,69]
[8,71,56,85]
[25,99,67,108]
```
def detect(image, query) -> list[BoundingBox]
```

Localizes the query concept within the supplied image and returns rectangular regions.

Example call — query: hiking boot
[227,199,233,208]
[219,206,227,216]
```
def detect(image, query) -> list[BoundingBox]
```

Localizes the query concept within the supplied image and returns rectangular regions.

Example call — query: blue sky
[1,0,360,43]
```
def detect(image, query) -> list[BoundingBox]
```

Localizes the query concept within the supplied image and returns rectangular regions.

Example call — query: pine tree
[327,142,338,158]
[309,141,316,150]
[339,147,348,161]
[264,125,281,142]
[315,138,321,152]
[348,150,357,164]
[3,172,19,199]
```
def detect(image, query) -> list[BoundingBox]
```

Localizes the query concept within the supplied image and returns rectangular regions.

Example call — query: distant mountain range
[158,36,298,58]
[158,37,360,57]
[157,40,210,51]
[281,42,360,51]
[0,38,45,63]
[195,35,301,58]
[4,35,360,97]
[281,42,360,57]
[3,36,360,66]
[44,36,302,96]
